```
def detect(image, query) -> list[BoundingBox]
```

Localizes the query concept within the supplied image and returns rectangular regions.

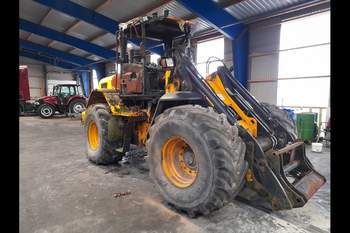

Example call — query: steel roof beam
[20,50,88,70]
[33,0,118,34]
[20,18,115,59]
[33,0,164,55]
[176,0,244,39]
[176,0,248,86]
[25,8,53,41]
[20,39,95,67]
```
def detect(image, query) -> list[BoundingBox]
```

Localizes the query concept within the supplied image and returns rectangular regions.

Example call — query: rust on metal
[294,172,326,200]
[273,141,304,156]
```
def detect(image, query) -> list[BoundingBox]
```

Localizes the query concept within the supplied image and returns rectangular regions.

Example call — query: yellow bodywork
[161,136,198,188]
[98,74,115,89]
[81,74,150,146]
[87,121,99,150]
[83,71,257,145]
[206,74,258,138]
[164,70,176,94]
[81,111,87,123]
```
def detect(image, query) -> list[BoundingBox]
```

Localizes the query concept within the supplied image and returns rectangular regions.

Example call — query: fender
[67,95,87,106]
[150,91,207,126]
[85,90,108,108]
[38,96,58,105]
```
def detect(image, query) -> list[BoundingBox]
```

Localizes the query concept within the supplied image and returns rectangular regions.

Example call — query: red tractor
[35,84,87,118]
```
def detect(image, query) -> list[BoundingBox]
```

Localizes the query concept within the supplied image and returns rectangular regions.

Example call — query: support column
[80,71,90,96]
[233,29,249,88]
[43,64,48,95]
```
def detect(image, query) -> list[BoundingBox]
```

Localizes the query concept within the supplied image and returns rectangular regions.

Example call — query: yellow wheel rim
[88,121,99,150]
[161,136,198,188]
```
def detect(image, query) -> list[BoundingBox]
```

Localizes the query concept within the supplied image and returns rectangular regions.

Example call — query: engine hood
[38,95,58,104]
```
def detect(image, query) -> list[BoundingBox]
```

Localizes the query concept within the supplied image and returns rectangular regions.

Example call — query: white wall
[248,20,281,104]
[220,21,281,105]
[27,64,44,99]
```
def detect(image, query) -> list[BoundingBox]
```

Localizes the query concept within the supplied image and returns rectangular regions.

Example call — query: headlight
[34,102,40,105]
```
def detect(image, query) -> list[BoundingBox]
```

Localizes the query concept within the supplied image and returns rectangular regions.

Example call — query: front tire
[69,99,86,114]
[83,104,123,165]
[147,105,247,217]
[38,104,55,119]
[261,102,296,137]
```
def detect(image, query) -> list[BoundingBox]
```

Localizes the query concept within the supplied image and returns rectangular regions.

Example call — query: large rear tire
[147,105,247,217]
[83,104,123,165]
[261,102,297,139]
[69,99,86,114]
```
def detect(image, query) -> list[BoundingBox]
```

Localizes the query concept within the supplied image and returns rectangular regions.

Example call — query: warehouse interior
[19,0,330,232]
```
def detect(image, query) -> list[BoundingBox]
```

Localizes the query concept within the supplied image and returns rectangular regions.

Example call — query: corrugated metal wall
[248,19,281,104]
[46,66,76,95]
[26,64,45,99]
[19,57,76,98]
[224,38,233,68]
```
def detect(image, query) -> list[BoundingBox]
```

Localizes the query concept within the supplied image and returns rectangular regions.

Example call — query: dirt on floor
[20,116,330,233]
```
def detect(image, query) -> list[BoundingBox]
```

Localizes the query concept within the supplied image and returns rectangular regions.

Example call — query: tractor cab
[51,84,82,105]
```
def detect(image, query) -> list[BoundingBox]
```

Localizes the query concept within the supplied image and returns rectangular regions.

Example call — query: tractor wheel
[69,99,86,114]
[83,104,123,165]
[261,102,297,140]
[147,105,247,217]
[38,104,55,119]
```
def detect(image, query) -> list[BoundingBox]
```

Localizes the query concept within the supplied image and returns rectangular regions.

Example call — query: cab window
[69,86,76,96]
[60,86,70,97]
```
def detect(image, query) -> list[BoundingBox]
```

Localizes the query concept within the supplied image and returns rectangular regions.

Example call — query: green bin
[296,113,317,141]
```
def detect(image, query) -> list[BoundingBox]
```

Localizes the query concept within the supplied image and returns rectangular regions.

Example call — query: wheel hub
[161,136,198,188]
[88,121,99,150]
[183,151,196,169]
[73,103,85,113]
[41,107,52,116]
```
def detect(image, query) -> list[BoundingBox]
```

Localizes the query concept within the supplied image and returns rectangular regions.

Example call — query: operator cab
[113,11,192,101]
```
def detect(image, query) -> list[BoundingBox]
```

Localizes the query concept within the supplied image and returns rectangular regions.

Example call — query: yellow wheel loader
[81,12,325,217]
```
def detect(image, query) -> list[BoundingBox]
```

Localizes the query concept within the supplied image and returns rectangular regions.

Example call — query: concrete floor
[20,116,330,233]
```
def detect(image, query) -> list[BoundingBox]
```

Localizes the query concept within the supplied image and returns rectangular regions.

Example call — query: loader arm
[176,56,326,211]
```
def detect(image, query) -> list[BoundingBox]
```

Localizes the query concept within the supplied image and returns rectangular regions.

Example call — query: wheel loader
[81,12,326,217]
